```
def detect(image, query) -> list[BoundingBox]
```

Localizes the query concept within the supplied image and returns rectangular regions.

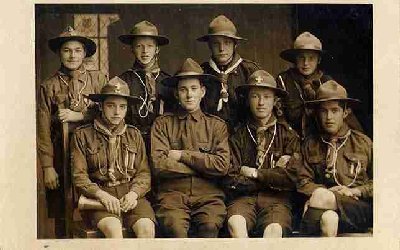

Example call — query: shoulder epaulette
[203,112,226,123]
[75,123,93,131]
[351,129,372,144]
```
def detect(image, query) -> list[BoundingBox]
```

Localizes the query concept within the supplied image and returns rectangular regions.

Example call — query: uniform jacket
[150,109,230,195]
[298,124,373,200]
[224,115,301,201]
[71,118,151,199]
[201,54,260,131]
[37,68,107,171]
[119,65,176,137]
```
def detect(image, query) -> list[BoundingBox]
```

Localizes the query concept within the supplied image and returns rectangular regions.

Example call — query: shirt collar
[320,123,351,144]
[247,114,277,131]
[177,108,204,122]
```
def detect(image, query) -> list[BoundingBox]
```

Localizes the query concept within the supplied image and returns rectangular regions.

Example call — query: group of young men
[37,15,373,238]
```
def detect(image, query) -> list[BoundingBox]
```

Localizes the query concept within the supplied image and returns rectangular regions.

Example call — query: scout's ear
[200,85,206,99]
[343,105,351,120]
[98,102,103,112]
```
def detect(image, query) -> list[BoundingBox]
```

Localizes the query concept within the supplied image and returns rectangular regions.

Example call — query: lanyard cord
[131,70,160,118]
[58,71,88,109]
[247,123,277,169]
[322,131,360,187]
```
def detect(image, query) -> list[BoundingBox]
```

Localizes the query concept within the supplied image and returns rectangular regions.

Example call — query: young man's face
[176,78,206,113]
[295,51,320,76]
[318,101,349,136]
[101,96,128,125]
[59,40,86,70]
[132,37,159,66]
[208,36,236,66]
[248,87,276,121]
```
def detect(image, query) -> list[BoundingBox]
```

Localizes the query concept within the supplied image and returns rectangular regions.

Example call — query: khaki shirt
[298,124,373,199]
[151,109,230,194]
[37,69,107,169]
[71,121,151,199]
[225,116,301,198]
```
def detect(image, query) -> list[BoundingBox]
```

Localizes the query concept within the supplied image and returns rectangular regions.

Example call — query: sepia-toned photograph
[35,3,373,240]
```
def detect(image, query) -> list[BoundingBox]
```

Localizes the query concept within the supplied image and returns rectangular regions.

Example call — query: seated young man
[151,58,230,238]
[71,77,156,238]
[298,80,372,237]
[224,70,301,238]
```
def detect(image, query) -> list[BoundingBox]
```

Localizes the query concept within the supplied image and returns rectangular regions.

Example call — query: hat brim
[162,73,221,90]
[197,33,246,42]
[86,93,141,105]
[305,98,361,107]
[235,83,288,97]
[118,34,170,46]
[280,49,331,63]
[48,36,97,57]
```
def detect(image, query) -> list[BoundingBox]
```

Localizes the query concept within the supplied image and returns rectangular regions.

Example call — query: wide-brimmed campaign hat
[280,32,329,63]
[305,80,360,107]
[236,70,288,97]
[197,15,246,42]
[162,58,221,90]
[119,20,169,46]
[48,26,97,57]
[87,77,140,104]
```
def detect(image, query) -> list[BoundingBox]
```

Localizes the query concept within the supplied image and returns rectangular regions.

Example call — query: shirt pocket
[343,152,368,180]
[123,144,137,177]
[86,146,104,173]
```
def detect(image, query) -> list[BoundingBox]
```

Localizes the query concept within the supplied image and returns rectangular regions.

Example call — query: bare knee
[263,223,283,238]
[320,210,339,237]
[309,188,337,210]
[97,217,123,238]
[132,218,155,238]
[227,215,248,238]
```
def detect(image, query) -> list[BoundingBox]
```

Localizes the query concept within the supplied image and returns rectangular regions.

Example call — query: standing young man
[298,80,372,237]
[118,20,175,148]
[71,77,155,238]
[277,32,363,138]
[151,58,230,238]
[197,15,260,132]
[37,26,107,237]
[224,70,301,238]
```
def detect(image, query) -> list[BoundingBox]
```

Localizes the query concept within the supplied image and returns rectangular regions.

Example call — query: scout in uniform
[277,32,363,138]
[37,26,107,237]
[118,21,175,148]
[71,77,156,238]
[298,80,372,236]
[224,70,301,238]
[197,15,260,132]
[151,58,230,238]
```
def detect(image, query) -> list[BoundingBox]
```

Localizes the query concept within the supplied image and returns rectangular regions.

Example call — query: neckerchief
[321,123,351,171]
[289,68,324,101]
[209,53,243,111]
[58,64,88,112]
[247,115,277,169]
[94,116,127,184]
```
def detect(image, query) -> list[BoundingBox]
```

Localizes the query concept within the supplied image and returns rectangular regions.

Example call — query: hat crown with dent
[315,80,348,101]
[247,70,277,88]
[175,58,205,76]
[129,20,159,36]
[208,15,238,37]
[100,77,131,97]
[293,32,322,51]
